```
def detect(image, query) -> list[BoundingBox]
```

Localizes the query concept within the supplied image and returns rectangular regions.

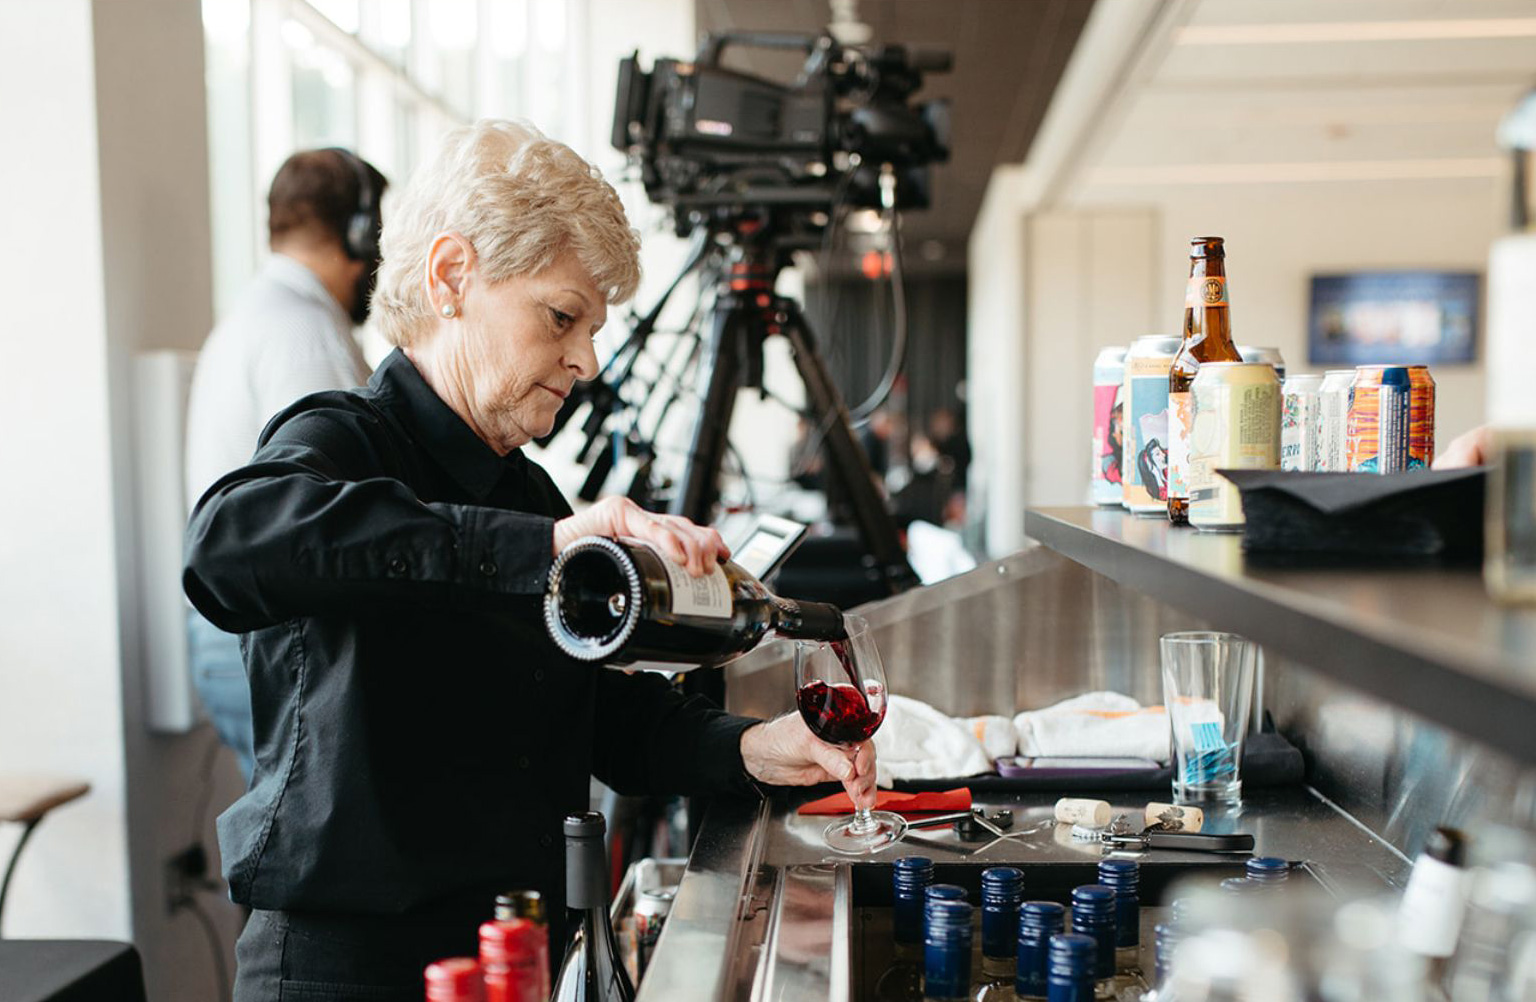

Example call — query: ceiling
[1066,0,1536,205]
[693,0,1098,271]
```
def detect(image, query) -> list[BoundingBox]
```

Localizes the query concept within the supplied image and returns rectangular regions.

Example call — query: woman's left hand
[740,713,878,811]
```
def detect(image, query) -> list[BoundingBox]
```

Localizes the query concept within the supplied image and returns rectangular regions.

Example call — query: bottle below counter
[544,536,846,667]
[552,812,635,1002]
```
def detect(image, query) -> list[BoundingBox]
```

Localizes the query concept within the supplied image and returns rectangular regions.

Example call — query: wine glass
[793,614,905,854]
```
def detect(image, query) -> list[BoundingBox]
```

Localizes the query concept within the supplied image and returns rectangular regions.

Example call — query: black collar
[370,348,525,501]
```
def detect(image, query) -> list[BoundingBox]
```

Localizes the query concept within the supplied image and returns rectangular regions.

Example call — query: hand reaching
[552,496,729,576]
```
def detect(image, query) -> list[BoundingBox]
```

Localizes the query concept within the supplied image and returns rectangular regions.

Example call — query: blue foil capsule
[1069,884,1117,985]
[924,899,974,1001]
[1016,900,1066,1000]
[1046,932,1097,1002]
[892,856,935,947]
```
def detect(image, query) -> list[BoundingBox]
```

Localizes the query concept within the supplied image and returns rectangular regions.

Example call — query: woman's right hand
[552,496,730,577]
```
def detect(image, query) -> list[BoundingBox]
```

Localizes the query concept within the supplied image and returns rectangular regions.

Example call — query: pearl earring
[441,304,457,318]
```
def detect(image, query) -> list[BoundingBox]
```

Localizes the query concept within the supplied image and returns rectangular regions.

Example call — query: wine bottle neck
[770,598,846,641]
[567,838,610,913]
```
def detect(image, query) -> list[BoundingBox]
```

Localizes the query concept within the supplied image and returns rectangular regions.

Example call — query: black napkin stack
[1221,468,1486,564]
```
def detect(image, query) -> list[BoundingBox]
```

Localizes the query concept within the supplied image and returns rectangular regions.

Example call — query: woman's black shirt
[184,348,758,919]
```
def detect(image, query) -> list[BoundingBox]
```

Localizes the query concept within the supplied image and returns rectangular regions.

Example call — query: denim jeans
[188,609,255,781]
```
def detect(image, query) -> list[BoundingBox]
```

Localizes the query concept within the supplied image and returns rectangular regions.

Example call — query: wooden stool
[0,775,90,936]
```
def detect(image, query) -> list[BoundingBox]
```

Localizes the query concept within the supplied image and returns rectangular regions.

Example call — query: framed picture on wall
[1308,270,1479,366]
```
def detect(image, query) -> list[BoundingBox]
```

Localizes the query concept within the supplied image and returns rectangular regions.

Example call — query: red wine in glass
[791,616,904,854]
[796,680,885,745]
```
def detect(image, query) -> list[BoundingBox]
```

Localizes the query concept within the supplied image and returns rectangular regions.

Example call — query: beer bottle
[1168,237,1240,525]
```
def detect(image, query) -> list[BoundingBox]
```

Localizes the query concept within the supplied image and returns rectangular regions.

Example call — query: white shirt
[185,254,372,510]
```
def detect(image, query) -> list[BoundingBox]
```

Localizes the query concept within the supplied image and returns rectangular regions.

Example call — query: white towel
[872,695,993,788]
[1013,692,1170,763]
[960,715,1018,761]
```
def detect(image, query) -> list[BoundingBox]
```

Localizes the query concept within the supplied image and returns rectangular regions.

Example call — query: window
[203,0,583,326]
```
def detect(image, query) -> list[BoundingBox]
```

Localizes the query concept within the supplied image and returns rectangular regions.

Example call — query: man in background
[184,148,387,779]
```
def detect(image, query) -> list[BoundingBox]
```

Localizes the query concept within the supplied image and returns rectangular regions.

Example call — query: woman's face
[449,252,605,452]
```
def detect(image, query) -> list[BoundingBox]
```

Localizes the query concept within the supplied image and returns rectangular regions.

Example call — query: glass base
[823,810,906,854]
[1171,779,1242,806]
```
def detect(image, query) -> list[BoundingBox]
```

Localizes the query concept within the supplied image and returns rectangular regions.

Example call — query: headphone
[326,147,381,262]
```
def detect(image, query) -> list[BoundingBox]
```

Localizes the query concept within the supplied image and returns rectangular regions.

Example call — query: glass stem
[840,745,878,834]
[846,807,878,835]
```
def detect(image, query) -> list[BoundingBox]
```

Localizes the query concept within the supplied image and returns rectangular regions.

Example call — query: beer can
[633,887,674,979]
[1280,374,1324,472]
[1347,365,1415,474]
[1188,362,1280,532]
[1408,365,1437,468]
[1236,345,1286,382]
[1318,369,1355,472]
[1121,335,1182,514]
[1091,346,1128,506]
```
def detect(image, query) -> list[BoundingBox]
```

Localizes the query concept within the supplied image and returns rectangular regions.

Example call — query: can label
[1123,355,1173,510]
[1409,366,1436,468]
[1348,367,1419,473]
[1377,384,1410,474]
[1167,390,1193,501]
[1281,390,1322,472]
[1319,378,1352,472]
[1091,382,1125,504]
[1189,373,1279,529]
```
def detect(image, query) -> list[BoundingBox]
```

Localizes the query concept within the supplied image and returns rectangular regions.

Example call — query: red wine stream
[796,639,885,745]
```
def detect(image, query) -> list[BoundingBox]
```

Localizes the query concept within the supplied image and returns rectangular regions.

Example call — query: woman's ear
[424,231,476,314]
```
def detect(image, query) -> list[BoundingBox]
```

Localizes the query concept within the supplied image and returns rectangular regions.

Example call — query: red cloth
[797,787,972,817]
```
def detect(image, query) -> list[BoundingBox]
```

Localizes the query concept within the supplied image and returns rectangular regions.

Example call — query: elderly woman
[185,120,877,1001]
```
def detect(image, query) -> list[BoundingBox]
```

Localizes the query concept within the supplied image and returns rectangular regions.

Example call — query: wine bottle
[552,812,634,1002]
[1397,827,1469,1002]
[544,536,846,666]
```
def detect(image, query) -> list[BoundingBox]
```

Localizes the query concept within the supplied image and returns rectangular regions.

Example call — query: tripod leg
[670,299,742,523]
[782,304,920,594]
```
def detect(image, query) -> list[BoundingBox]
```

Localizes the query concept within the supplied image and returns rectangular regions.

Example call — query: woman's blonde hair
[372,119,641,346]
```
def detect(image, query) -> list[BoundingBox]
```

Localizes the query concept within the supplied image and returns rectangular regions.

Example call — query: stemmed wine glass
[793,614,905,853]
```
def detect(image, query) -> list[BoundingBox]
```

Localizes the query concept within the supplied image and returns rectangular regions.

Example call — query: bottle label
[1168,389,1193,501]
[1397,854,1468,957]
[1187,275,1229,308]
[656,552,733,619]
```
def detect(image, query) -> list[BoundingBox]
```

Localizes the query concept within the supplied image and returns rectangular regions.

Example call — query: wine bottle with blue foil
[876,857,935,1002]
[552,812,634,1002]
[925,899,974,1002]
[544,536,846,666]
[1069,886,1117,1000]
[973,867,1025,1000]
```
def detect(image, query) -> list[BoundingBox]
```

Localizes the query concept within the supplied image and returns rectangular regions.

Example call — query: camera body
[612,32,951,233]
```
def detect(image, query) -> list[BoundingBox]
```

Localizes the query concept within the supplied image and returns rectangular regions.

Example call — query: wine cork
[1054,798,1111,828]
[1145,802,1204,832]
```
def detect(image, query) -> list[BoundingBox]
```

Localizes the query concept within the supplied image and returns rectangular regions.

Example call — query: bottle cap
[425,958,482,1000]
[1244,857,1291,883]
[494,889,545,924]
[893,856,935,890]
[478,919,539,964]
[925,899,973,934]
[981,866,1025,902]
[1097,858,1139,889]
[1018,901,1065,935]
[925,883,967,903]
[1070,884,1115,914]
[1425,827,1467,868]
[563,811,605,839]
[1047,933,1097,977]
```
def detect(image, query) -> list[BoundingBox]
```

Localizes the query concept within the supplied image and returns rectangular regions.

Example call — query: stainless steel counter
[637,510,1536,1000]
[638,786,1408,1002]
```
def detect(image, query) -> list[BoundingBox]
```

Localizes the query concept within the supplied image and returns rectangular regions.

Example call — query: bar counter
[634,506,1536,999]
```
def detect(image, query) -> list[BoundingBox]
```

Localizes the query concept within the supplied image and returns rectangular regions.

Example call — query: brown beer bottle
[1167,237,1240,524]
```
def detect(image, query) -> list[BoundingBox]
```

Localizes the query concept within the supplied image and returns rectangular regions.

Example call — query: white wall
[0,0,131,942]
[0,3,244,1000]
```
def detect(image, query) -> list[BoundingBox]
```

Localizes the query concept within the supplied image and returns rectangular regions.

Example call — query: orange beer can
[1347,365,1436,472]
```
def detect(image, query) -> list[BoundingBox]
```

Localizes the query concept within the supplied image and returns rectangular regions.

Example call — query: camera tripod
[550,213,919,595]
[670,220,919,594]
